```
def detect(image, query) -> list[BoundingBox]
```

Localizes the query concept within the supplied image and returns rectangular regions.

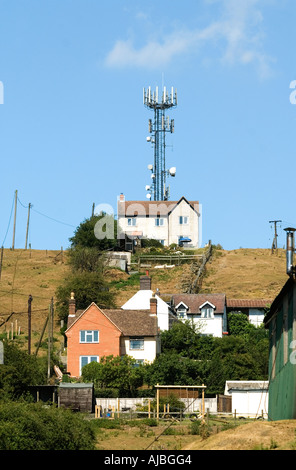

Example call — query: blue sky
[0,0,296,251]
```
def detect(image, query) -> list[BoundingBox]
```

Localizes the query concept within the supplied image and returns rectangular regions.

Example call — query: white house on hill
[117,194,200,248]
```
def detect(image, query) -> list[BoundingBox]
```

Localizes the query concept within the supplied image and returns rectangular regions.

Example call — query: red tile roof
[66,304,157,337]
[226,299,272,308]
[118,196,199,217]
[172,293,226,314]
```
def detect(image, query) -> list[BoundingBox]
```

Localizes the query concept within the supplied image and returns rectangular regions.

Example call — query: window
[179,216,188,225]
[127,218,137,226]
[80,330,99,343]
[129,337,144,350]
[177,308,187,319]
[201,307,214,318]
[80,356,99,375]
[133,359,144,368]
[155,218,164,226]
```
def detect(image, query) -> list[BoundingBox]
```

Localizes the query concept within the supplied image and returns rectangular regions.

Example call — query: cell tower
[143,85,177,201]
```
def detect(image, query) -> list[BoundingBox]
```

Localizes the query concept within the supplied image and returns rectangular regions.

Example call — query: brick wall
[66,304,121,377]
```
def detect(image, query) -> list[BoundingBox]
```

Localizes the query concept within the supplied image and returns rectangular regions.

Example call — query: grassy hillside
[200,248,287,300]
[0,247,288,339]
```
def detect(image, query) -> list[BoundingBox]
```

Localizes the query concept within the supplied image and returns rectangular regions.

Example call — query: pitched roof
[171,293,226,314]
[66,303,157,337]
[103,309,157,336]
[227,299,272,309]
[118,196,199,217]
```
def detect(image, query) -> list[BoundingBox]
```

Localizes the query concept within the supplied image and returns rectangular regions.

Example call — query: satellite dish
[169,167,176,177]
[145,185,151,191]
[146,194,151,199]
[148,164,153,170]
[151,173,155,179]
[146,136,151,142]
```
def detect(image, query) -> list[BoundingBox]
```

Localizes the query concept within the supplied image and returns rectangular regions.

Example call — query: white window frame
[155,218,164,226]
[129,337,144,350]
[201,307,214,318]
[80,356,99,375]
[179,216,189,225]
[127,218,137,226]
[80,330,99,343]
[177,307,187,319]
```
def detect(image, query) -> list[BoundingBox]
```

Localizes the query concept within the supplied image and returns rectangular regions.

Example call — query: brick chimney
[69,292,76,317]
[119,193,125,202]
[150,294,157,316]
[140,275,151,290]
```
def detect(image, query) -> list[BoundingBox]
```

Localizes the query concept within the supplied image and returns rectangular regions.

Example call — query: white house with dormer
[117,194,200,248]
[171,293,227,338]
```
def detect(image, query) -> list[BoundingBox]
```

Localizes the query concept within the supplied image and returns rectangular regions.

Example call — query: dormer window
[175,301,189,319]
[199,301,215,319]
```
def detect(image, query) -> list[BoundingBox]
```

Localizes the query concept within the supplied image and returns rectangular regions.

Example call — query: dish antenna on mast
[143,85,177,201]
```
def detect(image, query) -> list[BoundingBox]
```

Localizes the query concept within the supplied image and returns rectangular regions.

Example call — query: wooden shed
[58,383,95,413]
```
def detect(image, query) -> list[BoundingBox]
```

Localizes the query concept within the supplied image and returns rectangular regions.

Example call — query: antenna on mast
[143,85,177,201]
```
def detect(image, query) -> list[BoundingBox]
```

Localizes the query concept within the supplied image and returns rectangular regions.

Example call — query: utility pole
[25,203,31,249]
[269,220,282,254]
[0,246,3,280]
[48,297,54,381]
[12,190,17,250]
[28,294,33,354]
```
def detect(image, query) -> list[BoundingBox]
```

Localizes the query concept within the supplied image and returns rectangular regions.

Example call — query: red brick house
[65,293,159,377]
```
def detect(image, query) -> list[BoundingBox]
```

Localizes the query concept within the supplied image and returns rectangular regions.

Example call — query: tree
[161,320,198,358]
[0,342,47,400]
[81,355,144,397]
[67,246,105,273]
[227,312,256,336]
[56,271,116,323]
[143,352,203,387]
[69,214,119,251]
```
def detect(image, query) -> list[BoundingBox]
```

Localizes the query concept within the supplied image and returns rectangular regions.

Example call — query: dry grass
[201,248,287,300]
[0,248,68,336]
[94,420,199,451]
[183,419,296,451]
[94,418,296,451]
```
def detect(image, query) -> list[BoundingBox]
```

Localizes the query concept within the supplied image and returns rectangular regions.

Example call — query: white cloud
[105,0,275,78]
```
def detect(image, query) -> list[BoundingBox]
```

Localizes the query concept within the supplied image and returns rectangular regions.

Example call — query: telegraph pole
[25,203,31,249]
[48,297,54,380]
[28,294,33,354]
[12,190,17,250]
[269,220,282,254]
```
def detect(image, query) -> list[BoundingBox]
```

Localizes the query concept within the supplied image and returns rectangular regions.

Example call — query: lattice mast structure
[143,86,177,201]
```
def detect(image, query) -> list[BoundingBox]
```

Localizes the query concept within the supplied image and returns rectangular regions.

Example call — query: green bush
[0,402,96,450]
[190,420,201,435]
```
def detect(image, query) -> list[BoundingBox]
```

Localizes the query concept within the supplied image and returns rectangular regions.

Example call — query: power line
[31,207,75,228]
[2,193,15,246]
